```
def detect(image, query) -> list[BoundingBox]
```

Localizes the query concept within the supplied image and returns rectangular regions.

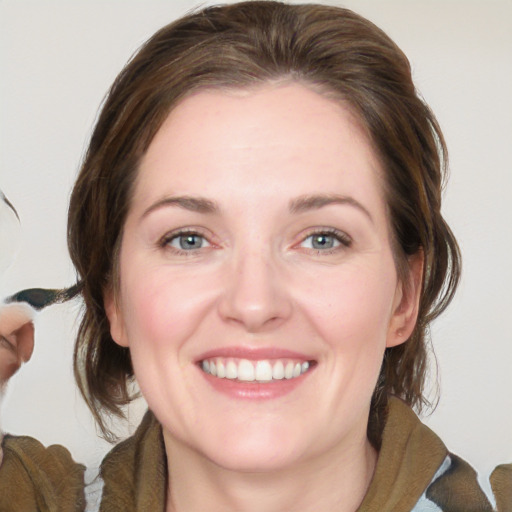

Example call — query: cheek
[119,263,219,354]
[297,260,397,352]
[117,267,212,412]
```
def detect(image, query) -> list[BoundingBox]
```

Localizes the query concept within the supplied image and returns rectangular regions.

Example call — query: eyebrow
[142,196,219,218]
[289,194,373,222]
[142,193,373,222]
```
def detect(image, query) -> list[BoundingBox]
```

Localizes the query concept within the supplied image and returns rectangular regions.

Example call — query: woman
[0,2,510,511]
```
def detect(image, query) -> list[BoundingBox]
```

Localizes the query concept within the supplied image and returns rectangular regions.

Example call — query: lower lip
[199,367,314,400]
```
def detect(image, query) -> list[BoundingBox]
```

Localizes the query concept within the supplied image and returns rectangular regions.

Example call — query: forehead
[134,83,386,221]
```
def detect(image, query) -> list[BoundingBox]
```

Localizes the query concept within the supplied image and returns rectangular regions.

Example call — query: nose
[217,249,293,333]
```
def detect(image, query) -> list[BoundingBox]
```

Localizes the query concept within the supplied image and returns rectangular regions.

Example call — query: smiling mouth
[199,357,315,383]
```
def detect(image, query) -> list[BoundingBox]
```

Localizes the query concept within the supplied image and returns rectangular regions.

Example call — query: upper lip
[196,346,314,362]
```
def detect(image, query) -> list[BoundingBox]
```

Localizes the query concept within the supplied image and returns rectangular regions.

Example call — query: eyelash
[158,227,352,256]
[159,229,212,256]
[298,228,352,254]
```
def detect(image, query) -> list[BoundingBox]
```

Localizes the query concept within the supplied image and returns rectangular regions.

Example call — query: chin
[192,419,313,473]
[206,442,303,473]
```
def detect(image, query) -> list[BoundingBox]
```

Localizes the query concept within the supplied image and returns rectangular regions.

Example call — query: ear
[104,288,129,347]
[386,250,424,348]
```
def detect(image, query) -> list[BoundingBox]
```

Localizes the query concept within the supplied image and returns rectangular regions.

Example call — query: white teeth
[238,359,255,381]
[272,361,284,380]
[284,362,294,379]
[255,360,273,382]
[201,357,312,382]
[226,360,238,379]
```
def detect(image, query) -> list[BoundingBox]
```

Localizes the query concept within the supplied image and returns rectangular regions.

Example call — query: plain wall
[1,0,511,480]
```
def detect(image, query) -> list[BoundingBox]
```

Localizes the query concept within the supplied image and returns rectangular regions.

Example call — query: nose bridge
[218,238,292,331]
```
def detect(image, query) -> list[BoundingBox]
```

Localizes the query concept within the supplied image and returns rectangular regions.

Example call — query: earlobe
[387,250,424,348]
[104,288,129,347]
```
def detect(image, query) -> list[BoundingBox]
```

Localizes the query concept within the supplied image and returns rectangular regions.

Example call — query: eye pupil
[180,234,202,249]
[312,235,333,249]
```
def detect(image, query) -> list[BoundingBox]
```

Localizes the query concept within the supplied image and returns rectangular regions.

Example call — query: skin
[0,302,34,466]
[0,303,34,386]
[106,83,422,512]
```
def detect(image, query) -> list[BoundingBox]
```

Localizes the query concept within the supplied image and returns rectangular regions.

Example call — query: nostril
[218,283,293,332]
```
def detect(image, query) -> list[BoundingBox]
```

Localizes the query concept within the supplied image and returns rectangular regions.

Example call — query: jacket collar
[100,397,447,512]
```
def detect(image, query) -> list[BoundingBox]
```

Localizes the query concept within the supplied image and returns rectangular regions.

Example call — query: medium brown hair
[68,1,460,443]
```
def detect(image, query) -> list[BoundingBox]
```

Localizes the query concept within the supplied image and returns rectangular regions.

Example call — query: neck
[164,430,377,512]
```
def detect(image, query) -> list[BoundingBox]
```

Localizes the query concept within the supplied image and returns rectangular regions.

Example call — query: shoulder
[413,457,512,511]
[363,397,511,512]
[99,409,167,511]
[490,464,512,512]
[0,433,85,511]
[413,453,504,511]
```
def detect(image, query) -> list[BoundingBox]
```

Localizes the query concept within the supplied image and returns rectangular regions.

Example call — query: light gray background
[1,0,511,480]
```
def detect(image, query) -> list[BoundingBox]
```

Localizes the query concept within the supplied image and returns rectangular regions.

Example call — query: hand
[0,303,34,467]
[0,303,34,387]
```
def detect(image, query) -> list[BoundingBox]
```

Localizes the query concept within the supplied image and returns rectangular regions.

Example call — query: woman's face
[106,83,419,471]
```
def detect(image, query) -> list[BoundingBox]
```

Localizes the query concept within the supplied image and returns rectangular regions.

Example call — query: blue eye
[300,230,351,251]
[167,233,210,251]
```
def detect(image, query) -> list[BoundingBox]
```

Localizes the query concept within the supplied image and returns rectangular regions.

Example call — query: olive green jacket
[0,398,510,511]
